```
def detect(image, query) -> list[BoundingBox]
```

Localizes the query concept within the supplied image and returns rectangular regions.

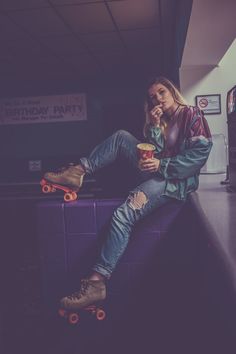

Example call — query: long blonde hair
[143,76,187,137]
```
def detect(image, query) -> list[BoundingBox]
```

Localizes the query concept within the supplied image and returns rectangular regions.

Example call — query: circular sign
[198,98,208,108]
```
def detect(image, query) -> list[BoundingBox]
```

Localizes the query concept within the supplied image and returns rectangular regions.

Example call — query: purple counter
[36,198,184,309]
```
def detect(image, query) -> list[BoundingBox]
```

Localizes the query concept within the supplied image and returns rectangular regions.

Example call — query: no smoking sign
[195,94,221,114]
[198,98,208,108]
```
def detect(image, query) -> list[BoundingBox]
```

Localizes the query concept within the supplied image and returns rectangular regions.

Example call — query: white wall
[180,39,236,143]
[181,0,236,68]
[180,0,236,143]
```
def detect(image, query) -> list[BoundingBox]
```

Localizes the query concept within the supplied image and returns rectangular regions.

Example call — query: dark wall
[0,1,194,184]
[0,77,146,183]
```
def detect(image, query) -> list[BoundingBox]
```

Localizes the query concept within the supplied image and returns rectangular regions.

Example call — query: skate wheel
[58,308,66,318]
[42,184,52,193]
[68,312,79,324]
[96,308,106,321]
[71,191,77,201]
[64,192,73,202]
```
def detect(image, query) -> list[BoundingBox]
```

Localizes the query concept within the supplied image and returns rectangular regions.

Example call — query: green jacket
[146,106,213,201]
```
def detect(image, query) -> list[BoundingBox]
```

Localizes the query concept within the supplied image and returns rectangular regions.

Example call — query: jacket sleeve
[158,108,213,180]
[145,125,165,155]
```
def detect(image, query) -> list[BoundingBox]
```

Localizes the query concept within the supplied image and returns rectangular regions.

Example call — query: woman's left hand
[138,158,160,172]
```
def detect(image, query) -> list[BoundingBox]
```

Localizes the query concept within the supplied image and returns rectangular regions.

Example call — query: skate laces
[50,164,74,176]
[67,279,90,300]
[48,166,66,176]
[49,164,84,177]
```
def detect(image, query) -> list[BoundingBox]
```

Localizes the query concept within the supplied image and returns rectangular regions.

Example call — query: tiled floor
[1,175,236,354]
[2,236,236,354]
[192,173,236,290]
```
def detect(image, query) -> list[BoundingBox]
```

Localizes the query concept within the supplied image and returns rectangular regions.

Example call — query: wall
[0,81,144,159]
[0,78,147,185]
[180,39,236,142]
[179,39,236,173]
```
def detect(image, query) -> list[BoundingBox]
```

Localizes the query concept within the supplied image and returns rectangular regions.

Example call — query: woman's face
[148,83,176,113]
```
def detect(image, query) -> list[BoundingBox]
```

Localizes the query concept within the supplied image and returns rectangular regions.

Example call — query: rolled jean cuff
[80,157,93,174]
[92,264,112,279]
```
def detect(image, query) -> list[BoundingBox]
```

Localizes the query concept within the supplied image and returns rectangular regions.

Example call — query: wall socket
[28,160,42,172]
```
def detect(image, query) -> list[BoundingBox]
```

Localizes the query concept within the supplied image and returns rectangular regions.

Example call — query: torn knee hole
[128,191,148,210]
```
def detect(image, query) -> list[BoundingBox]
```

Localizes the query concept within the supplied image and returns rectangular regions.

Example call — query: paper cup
[137,143,155,160]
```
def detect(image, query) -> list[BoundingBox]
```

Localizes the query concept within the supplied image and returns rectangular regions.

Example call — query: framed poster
[195,94,221,115]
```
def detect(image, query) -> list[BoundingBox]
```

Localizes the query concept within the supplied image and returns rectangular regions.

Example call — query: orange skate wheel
[68,312,79,324]
[42,184,52,193]
[96,308,106,321]
[58,308,66,318]
[64,192,73,202]
[71,191,77,201]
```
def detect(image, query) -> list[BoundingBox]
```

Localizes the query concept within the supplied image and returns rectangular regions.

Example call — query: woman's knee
[112,191,148,227]
[112,130,138,151]
[114,130,133,141]
[127,190,149,211]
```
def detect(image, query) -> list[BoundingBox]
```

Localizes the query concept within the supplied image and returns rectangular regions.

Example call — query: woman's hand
[138,158,160,172]
[149,105,163,127]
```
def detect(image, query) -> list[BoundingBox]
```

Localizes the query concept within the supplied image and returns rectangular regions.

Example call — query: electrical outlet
[28,160,42,172]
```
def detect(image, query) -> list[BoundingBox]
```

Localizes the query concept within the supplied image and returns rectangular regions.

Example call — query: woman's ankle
[89,272,106,282]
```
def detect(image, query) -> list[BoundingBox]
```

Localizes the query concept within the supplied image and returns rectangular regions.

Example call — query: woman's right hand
[149,105,163,127]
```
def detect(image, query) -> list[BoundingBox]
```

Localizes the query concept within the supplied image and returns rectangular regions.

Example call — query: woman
[44,76,212,311]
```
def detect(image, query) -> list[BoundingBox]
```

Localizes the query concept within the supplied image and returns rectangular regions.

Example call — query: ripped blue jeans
[80,130,172,279]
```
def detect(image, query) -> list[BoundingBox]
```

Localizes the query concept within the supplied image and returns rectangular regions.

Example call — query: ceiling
[182,0,236,67]
[0,0,186,94]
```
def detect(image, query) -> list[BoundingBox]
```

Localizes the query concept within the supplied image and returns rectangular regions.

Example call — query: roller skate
[58,279,106,325]
[40,164,85,202]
